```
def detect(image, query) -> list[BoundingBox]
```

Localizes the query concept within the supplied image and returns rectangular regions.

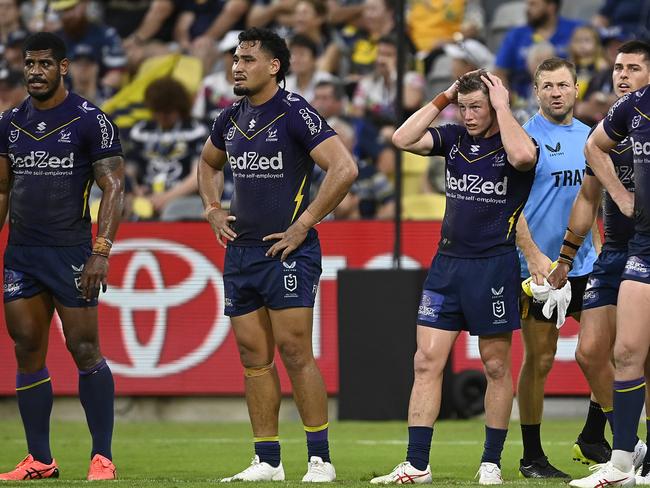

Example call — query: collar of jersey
[10,117,81,141]
[456,135,504,163]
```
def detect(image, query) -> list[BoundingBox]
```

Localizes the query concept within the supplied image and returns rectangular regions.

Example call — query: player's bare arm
[585,122,634,217]
[264,135,357,261]
[197,137,236,248]
[517,213,552,286]
[0,155,11,229]
[481,71,537,171]
[80,155,125,301]
[547,174,603,289]
[392,79,459,155]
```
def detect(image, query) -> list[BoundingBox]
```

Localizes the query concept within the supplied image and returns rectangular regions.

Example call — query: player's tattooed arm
[0,156,11,231]
[93,155,125,242]
[79,155,125,301]
[198,138,236,247]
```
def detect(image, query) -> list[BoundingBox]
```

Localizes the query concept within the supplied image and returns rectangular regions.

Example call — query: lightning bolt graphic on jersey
[291,175,308,223]
[81,179,92,217]
[507,202,525,239]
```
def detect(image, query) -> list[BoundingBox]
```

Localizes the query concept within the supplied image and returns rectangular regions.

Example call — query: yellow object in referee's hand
[521,260,558,297]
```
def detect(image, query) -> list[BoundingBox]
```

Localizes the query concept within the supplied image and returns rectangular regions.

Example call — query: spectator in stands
[106,0,177,45]
[117,0,180,75]
[285,34,333,103]
[592,0,650,40]
[2,29,28,72]
[338,0,398,80]
[246,0,295,39]
[192,30,240,126]
[126,78,207,219]
[407,0,484,74]
[68,43,110,106]
[50,0,126,91]
[568,25,608,100]
[291,0,338,73]
[351,34,424,145]
[0,0,24,49]
[575,27,631,125]
[0,68,25,111]
[174,0,249,73]
[513,41,557,123]
[312,78,349,123]
[494,0,582,102]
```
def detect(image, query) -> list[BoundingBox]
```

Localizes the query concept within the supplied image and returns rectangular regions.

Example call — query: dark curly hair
[238,28,291,84]
[144,77,192,119]
[23,32,67,63]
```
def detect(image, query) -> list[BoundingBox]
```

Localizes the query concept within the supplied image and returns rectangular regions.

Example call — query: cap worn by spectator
[49,0,81,11]
[71,43,97,62]
[6,29,28,48]
[443,38,494,69]
[218,31,241,54]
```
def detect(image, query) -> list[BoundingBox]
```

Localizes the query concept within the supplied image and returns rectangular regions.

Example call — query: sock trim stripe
[254,436,280,443]
[304,422,329,433]
[615,382,646,393]
[602,407,614,413]
[15,377,51,391]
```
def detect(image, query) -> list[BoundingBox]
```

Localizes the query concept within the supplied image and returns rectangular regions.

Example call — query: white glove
[530,279,572,329]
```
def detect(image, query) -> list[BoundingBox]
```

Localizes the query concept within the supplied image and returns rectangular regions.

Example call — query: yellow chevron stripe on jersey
[634,106,650,121]
[231,113,287,141]
[458,146,505,163]
[11,117,82,141]
[611,143,632,155]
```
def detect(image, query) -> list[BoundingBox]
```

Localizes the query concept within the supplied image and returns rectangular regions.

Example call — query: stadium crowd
[0,0,644,222]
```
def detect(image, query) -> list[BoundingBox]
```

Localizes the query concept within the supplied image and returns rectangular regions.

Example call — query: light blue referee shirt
[519,112,597,278]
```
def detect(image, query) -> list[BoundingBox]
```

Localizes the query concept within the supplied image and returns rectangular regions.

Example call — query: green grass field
[0,418,607,486]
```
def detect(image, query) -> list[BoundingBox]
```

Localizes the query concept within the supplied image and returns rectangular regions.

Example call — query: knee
[66,338,100,369]
[575,341,602,372]
[483,356,509,382]
[8,324,43,353]
[278,340,312,372]
[413,347,445,378]
[237,343,273,369]
[525,345,556,377]
[614,341,642,372]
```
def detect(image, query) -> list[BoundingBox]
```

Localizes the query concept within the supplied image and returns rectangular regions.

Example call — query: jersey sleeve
[495,28,519,70]
[287,96,336,153]
[83,110,123,162]
[209,106,231,151]
[0,110,14,156]
[427,124,462,157]
[603,93,633,142]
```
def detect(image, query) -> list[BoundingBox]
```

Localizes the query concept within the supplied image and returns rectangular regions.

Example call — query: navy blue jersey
[602,87,650,247]
[428,124,536,258]
[0,92,122,246]
[210,88,336,246]
[585,138,635,251]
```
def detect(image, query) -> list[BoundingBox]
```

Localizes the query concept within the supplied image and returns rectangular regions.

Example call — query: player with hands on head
[371,69,537,485]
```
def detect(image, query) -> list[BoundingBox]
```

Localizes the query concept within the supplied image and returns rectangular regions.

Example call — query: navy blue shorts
[223,238,322,317]
[622,233,650,285]
[417,251,521,336]
[582,250,627,310]
[4,244,96,308]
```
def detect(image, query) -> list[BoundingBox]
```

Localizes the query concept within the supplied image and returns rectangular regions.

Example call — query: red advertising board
[0,221,588,396]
